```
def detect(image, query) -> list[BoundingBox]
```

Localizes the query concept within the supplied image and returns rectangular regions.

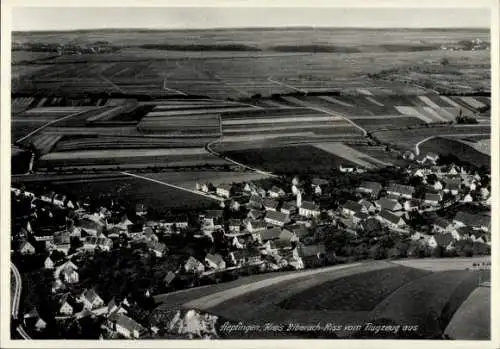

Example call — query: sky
[12,7,490,31]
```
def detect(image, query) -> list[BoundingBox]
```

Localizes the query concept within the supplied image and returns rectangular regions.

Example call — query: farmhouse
[443,179,461,196]
[299,201,320,218]
[62,266,79,284]
[403,200,420,212]
[453,211,490,231]
[216,184,232,198]
[202,210,224,231]
[53,230,71,254]
[231,249,262,266]
[342,200,364,216]
[247,194,264,209]
[268,186,285,198]
[259,227,283,242]
[353,211,370,224]
[378,210,406,229]
[358,199,376,213]
[246,220,267,233]
[19,240,35,255]
[247,209,265,221]
[386,184,415,199]
[57,294,78,316]
[424,193,441,206]
[264,210,290,227]
[205,253,226,270]
[280,201,297,215]
[311,178,328,195]
[83,236,113,252]
[433,218,452,233]
[80,288,104,310]
[357,181,383,198]
[375,198,402,212]
[108,313,146,339]
[429,233,455,251]
[263,198,279,211]
[184,256,205,274]
[44,256,55,269]
[228,219,242,233]
[148,242,167,257]
[198,182,215,193]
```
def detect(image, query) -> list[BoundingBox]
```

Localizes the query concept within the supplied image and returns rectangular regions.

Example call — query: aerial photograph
[9,5,491,342]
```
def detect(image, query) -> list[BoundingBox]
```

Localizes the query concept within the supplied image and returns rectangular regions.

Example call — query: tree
[440,57,450,66]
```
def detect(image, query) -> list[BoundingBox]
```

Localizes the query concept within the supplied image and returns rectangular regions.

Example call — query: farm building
[259,227,283,242]
[184,256,205,274]
[19,240,36,255]
[80,288,104,310]
[375,198,402,212]
[228,219,242,233]
[83,236,113,252]
[342,200,364,216]
[268,186,285,198]
[299,201,320,218]
[107,313,146,339]
[425,193,441,206]
[205,253,226,270]
[246,220,267,233]
[378,210,406,229]
[386,184,415,199]
[231,249,262,266]
[247,209,265,221]
[357,181,383,199]
[216,184,232,198]
[453,211,490,231]
[280,201,297,215]
[264,211,290,227]
[263,198,280,211]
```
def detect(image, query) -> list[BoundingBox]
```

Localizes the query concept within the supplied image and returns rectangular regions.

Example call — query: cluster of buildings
[11,150,491,339]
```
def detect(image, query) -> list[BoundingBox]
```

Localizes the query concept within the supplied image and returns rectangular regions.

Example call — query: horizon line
[13,25,490,33]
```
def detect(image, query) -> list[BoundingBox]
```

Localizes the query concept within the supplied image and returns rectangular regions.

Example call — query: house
[81,289,104,310]
[263,198,279,211]
[53,230,71,254]
[246,220,267,233]
[311,178,328,195]
[229,199,241,211]
[259,227,283,242]
[357,181,383,199]
[77,218,104,236]
[62,266,79,284]
[339,164,355,173]
[264,210,290,227]
[268,186,285,198]
[216,184,232,198]
[287,224,311,240]
[19,240,35,255]
[443,179,461,196]
[44,256,55,269]
[453,211,490,231]
[205,253,226,270]
[386,184,415,199]
[378,210,406,229]
[231,249,262,266]
[184,256,205,274]
[202,210,224,231]
[57,294,76,315]
[243,182,257,193]
[375,198,402,212]
[280,201,297,215]
[353,211,369,224]
[299,201,320,218]
[424,193,441,206]
[108,313,145,339]
[83,236,113,252]
[198,182,215,193]
[433,181,444,191]
[429,233,455,251]
[247,194,263,209]
[228,219,242,233]
[358,199,376,213]
[433,218,452,233]
[148,242,167,257]
[403,200,419,212]
[342,200,364,216]
[297,243,331,268]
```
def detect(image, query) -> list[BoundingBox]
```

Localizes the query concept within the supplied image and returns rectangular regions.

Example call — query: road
[11,263,32,339]
[281,96,368,137]
[120,171,225,202]
[267,76,307,94]
[205,140,277,178]
[414,133,491,155]
[16,106,108,144]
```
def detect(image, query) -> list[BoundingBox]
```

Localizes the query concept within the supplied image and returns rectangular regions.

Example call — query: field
[454,137,491,156]
[221,145,359,175]
[418,137,491,168]
[312,142,392,168]
[47,175,218,210]
[151,259,489,339]
[372,125,491,153]
[12,28,490,98]
[12,50,59,64]
[38,148,228,170]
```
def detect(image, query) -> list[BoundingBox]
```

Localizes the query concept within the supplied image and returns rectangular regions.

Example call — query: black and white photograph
[2,0,497,346]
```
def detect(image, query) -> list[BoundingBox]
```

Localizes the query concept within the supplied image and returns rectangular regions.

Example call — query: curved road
[414,133,491,156]
[11,263,31,339]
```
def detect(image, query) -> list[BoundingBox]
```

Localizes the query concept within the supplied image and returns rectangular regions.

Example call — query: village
[10,151,491,340]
